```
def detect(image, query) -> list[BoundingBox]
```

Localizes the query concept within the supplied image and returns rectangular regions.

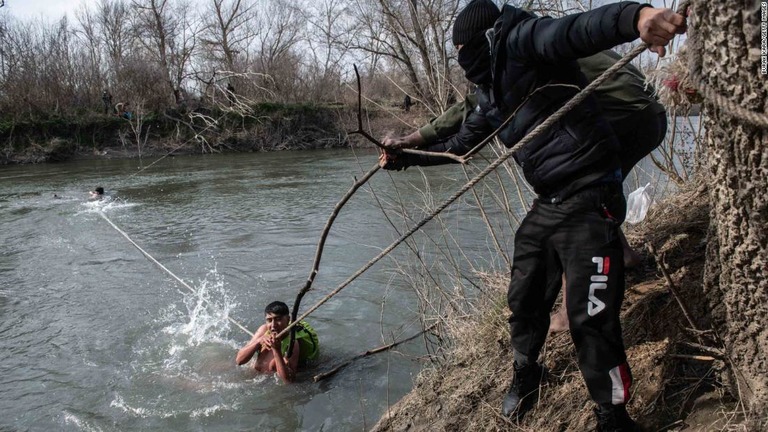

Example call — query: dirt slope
[372,181,745,431]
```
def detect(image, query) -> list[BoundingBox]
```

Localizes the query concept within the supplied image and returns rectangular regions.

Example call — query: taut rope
[98,211,253,335]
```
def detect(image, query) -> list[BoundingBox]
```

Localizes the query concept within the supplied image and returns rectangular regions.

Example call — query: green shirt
[278,321,319,364]
[419,50,664,145]
[418,94,478,144]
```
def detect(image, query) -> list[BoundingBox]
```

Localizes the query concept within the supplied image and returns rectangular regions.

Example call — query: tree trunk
[700,0,768,419]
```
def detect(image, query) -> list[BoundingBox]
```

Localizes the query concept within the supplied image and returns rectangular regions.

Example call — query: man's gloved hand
[378,149,410,171]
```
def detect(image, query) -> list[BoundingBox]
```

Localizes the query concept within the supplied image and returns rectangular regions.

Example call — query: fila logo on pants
[588,256,610,316]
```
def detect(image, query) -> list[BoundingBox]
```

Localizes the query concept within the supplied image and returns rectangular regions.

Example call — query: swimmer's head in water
[89,187,104,199]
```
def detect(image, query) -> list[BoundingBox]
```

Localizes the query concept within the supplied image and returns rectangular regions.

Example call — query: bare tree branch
[313,322,438,382]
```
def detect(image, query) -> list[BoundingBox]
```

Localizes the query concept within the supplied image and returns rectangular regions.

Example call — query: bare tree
[699,0,768,421]
[38,17,80,112]
[167,0,200,106]
[347,0,459,110]
[301,0,354,101]
[75,5,107,104]
[247,0,303,101]
[200,0,255,72]
[132,0,199,105]
[95,0,132,83]
[195,0,257,104]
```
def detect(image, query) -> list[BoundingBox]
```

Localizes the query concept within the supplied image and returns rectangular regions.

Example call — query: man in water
[236,301,319,383]
[89,186,105,200]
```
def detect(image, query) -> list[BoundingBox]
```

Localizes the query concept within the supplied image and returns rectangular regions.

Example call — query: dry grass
[372,178,748,432]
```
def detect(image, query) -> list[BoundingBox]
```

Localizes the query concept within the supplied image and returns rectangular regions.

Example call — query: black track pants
[507,182,632,405]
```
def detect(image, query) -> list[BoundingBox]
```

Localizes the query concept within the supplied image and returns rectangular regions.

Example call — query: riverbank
[372,179,745,431]
[0,102,407,165]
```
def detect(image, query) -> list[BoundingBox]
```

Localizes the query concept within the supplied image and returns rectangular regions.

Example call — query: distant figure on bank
[102,90,113,115]
[226,83,236,106]
[403,94,413,112]
[122,102,133,120]
[115,102,133,120]
[89,186,104,200]
[236,301,319,383]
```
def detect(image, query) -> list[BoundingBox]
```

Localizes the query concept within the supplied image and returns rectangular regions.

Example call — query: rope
[683,0,768,129]
[275,40,654,341]
[125,143,184,180]
[690,70,768,129]
[97,211,253,336]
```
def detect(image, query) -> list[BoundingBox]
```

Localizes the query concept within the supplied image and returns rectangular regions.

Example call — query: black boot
[594,404,639,432]
[501,362,546,418]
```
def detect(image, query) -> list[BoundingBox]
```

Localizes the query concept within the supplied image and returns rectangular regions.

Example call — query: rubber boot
[594,403,639,432]
[501,362,545,419]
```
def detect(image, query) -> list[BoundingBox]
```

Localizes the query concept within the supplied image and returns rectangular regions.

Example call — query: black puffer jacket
[411,2,649,201]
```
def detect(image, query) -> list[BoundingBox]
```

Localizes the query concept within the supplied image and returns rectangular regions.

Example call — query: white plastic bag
[625,183,652,225]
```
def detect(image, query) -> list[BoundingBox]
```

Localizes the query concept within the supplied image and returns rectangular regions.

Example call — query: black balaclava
[452,0,500,85]
[457,30,493,85]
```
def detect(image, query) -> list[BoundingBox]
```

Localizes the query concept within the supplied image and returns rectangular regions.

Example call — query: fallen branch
[403,147,467,164]
[287,64,468,355]
[679,341,724,358]
[646,244,701,332]
[313,322,438,382]
[346,65,390,150]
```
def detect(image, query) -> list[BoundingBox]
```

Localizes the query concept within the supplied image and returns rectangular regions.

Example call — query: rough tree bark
[700,0,768,420]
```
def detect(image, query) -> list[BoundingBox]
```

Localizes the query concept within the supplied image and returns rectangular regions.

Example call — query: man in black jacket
[382,48,668,334]
[380,1,685,430]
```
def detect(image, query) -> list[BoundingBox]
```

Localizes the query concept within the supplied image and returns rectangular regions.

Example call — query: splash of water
[149,265,248,390]
[164,266,239,346]
[117,266,255,419]
[78,196,138,215]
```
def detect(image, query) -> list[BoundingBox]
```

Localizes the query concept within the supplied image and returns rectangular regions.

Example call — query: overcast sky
[1,0,675,22]
[3,0,101,21]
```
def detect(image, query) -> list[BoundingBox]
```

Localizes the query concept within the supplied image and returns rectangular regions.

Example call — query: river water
[0,149,520,431]
[0,123,690,431]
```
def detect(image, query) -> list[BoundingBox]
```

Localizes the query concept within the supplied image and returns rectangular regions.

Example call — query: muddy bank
[0,103,372,164]
[372,180,745,431]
